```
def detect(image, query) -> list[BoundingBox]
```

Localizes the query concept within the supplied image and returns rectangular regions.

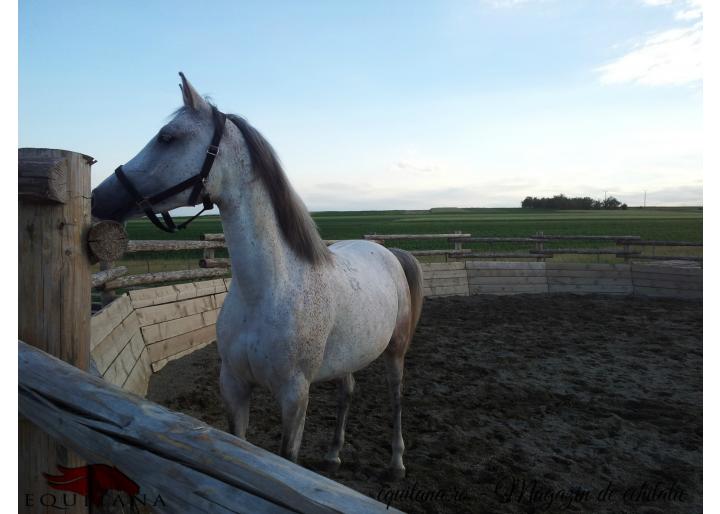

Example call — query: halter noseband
[113,106,227,233]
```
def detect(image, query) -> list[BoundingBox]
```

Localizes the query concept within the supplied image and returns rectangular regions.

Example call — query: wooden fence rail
[19,340,400,514]
[94,231,702,291]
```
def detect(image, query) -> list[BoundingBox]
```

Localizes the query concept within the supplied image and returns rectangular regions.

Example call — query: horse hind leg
[323,373,355,471]
[219,362,252,439]
[383,339,409,480]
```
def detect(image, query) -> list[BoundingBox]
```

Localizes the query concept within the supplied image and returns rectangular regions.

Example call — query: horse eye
[158,133,175,143]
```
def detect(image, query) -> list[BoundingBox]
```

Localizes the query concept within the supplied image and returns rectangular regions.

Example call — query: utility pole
[644,190,647,208]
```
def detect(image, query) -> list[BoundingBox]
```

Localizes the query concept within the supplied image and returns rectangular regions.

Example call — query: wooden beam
[19,341,401,514]
[105,268,230,290]
[363,233,471,240]
[91,266,128,288]
[126,240,226,252]
[199,257,231,268]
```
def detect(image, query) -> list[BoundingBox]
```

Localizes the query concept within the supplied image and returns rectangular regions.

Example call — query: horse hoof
[321,458,341,472]
[386,467,406,481]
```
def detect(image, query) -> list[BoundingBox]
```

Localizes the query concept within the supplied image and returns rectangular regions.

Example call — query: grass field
[114,207,702,274]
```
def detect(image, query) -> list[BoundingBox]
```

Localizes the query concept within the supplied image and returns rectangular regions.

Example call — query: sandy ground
[147,294,702,514]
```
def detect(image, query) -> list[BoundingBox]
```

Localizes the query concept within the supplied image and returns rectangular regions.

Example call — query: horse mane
[226,113,332,266]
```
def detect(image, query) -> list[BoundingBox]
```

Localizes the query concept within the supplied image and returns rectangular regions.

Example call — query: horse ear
[178,72,207,110]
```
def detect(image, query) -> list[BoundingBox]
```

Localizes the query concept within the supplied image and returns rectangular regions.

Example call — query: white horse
[92,74,424,479]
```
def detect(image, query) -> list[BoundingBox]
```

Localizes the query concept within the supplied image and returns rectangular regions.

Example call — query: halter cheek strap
[112,106,226,233]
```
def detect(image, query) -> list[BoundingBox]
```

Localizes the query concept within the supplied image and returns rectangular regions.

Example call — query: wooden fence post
[535,231,545,262]
[19,148,93,513]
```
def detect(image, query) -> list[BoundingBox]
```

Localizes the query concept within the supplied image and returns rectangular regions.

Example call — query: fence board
[152,339,215,373]
[422,269,468,279]
[466,261,545,270]
[470,284,548,295]
[142,308,221,344]
[421,262,466,271]
[147,325,217,365]
[548,284,633,294]
[90,295,133,350]
[103,331,145,387]
[468,276,547,286]
[425,277,468,288]
[92,312,140,375]
[122,347,152,397]
[634,286,701,299]
[135,295,218,327]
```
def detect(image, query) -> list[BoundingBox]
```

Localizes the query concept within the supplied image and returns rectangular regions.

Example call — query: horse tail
[388,248,424,334]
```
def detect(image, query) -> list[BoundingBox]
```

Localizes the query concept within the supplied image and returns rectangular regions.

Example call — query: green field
[117,207,702,274]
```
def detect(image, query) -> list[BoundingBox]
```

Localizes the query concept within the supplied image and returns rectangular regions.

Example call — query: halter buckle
[207,145,219,157]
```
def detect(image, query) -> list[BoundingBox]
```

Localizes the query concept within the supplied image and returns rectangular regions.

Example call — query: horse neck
[216,165,300,301]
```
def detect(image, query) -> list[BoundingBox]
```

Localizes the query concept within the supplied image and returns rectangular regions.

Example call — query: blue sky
[19,0,702,210]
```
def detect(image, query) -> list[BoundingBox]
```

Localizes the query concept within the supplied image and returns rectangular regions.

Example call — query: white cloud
[597,0,702,86]
[597,24,701,85]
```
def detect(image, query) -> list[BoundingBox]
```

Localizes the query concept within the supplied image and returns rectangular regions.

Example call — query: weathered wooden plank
[467,269,547,277]
[92,311,141,375]
[631,264,702,276]
[147,325,217,364]
[126,239,226,252]
[466,261,546,270]
[129,279,228,309]
[19,341,399,514]
[411,249,470,256]
[548,285,633,294]
[620,239,702,246]
[199,257,230,268]
[135,295,218,327]
[545,263,630,271]
[142,308,221,344]
[90,295,134,350]
[450,252,538,259]
[426,285,469,296]
[106,268,230,290]
[425,277,468,287]
[422,269,468,279]
[192,278,228,298]
[152,339,215,373]
[102,331,144,387]
[632,278,701,290]
[421,262,466,271]
[364,233,470,240]
[547,277,632,286]
[544,270,632,278]
[122,348,152,397]
[470,284,548,295]
[91,266,128,288]
[633,286,701,299]
[468,276,547,286]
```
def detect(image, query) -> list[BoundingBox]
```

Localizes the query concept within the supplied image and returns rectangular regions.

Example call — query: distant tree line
[521,194,627,210]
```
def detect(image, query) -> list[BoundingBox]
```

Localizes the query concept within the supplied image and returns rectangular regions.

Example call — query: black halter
[113,106,227,233]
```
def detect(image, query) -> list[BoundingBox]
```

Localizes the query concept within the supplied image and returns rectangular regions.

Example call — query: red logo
[43,464,140,506]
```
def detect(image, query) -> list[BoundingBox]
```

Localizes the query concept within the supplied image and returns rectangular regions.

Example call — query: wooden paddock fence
[91,231,701,299]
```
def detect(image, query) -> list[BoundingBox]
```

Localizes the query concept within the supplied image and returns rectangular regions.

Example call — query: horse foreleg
[323,373,355,471]
[384,352,406,480]
[279,376,310,462]
[219,363,252,439]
